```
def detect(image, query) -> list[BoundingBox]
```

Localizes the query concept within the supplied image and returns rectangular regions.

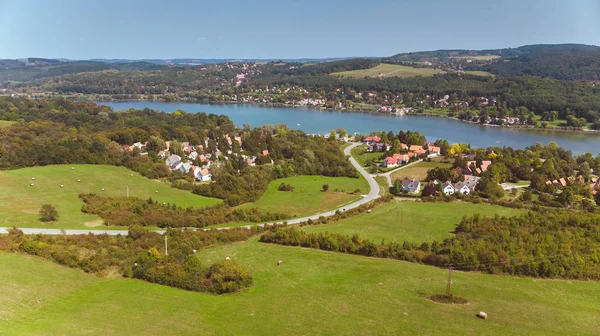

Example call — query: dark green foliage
[277,183,294,192]
[322,184,329,192]
[261,210,600,280]
[80,194,288,227]
[39,204,59,222]
[0,226,265,293]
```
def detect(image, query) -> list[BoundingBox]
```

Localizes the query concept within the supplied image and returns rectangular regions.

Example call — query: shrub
[277,183,295,192]
[39,204,59,222]
[322,184,329,192]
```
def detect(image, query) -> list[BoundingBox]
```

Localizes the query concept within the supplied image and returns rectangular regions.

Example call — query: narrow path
[0,143,380,236]
[375,159,423,187]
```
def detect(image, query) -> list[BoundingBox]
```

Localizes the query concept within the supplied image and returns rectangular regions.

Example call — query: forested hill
[0,59,169,82]
[470,45,600,81]
[384,44,600,81]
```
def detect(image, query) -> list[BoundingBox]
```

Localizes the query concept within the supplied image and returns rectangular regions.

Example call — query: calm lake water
[98,101,600,154]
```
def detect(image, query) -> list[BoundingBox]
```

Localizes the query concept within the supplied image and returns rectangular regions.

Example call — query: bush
[322,184,329,192]
[39,204,59,222]
[277,183,295,192]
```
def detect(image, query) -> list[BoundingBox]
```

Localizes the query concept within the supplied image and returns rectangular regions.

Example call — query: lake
[98,101,600,154]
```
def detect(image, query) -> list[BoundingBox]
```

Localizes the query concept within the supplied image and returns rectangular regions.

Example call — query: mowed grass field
[238,175,369,218]
[351,145,382,167]
[391,158,452,182]
[332,63,443,78]
[1,238,599,335]
[0,120,16,128]
[302,201,524,243]
[0,164,221,229]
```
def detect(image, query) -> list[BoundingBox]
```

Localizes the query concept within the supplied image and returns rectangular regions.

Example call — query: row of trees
[1,226,264,293]
[261,209,600,279]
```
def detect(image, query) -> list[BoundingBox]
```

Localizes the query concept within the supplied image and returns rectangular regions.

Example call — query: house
[466,160,492,175]
[165,155,182,170]
[441,181,455,195]
[401,179,421,194]
[383,154,410,168]
[454,182,471,195]
[262,149,270,156]
[132,142,144,150]
[463,175,481,191]
[409,145,424,152]
[559,178,567,187]
[157,150,167,158]
[179,162,192,174]
[188,151,198,160]
[363,136,381,143]
[414,149,427,156]
[193,167,212,182]
[428,146,441,155]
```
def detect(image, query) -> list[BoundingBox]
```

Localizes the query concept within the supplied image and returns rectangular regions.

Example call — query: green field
[302,201,524,243]
[1,237,598,335]
[390,158,452,183]
[465,70,493,77]
[0,164,221,229]
[332,63,443,78]
[0,120,16,128]
[351,145,382,167]
[238,175,369,219]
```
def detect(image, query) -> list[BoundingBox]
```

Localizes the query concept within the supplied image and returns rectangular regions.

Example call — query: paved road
[0,143,380,236]
[375,159,423,187]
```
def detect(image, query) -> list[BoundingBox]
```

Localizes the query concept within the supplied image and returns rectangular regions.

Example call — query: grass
[390,158,452,183]
[351,145,383,167]
[302,201,524,243]
[332,63,443,78]
[0,164,221,229]
[465,70,492,77]
[1,238,599,335]
[0,120,16,129]
[237,175,369,219]
[374,176,390,196]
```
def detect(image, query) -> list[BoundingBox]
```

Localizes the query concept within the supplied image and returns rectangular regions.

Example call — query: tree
[422,184,437,197]
[329,129,336,142]
[595,191,600,206]
[521,189,533,202]
[146,136,166,153]
[337,128,347,139]
[322,184,329,192]
[391,139,402,153]
[39,204,59,222]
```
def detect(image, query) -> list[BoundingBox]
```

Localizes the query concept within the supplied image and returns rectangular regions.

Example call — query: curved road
[0,143,380,236]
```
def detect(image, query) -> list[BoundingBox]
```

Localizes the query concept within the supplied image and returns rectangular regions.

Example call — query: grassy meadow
[0,164,221,229]
[0,237,598,335]
[351,145,382,167]
[0,120,15,129]
[302,201,524,243]
[332,63,443,78]
[238,175,369,219]
[391,158,452,183]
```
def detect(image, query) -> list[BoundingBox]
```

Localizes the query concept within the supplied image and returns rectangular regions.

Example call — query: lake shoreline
[89,97,599,135]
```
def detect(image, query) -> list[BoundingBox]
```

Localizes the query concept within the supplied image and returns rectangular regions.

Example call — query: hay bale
[476,312,488,320]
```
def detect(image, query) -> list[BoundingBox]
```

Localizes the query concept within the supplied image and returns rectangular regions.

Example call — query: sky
[1,0,599,59]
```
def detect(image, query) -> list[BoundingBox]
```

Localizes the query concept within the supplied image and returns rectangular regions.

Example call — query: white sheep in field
[60,185,64,188]
[77,179,81,182]
[30,183,34,186]
[476,312,488,320]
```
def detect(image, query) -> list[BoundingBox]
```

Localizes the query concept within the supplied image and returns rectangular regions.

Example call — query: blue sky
[1,0,599,59]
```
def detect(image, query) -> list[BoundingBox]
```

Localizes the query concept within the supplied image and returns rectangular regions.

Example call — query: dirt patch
[21,208,40,214]
[428,294,470,305]
[84,219,104,227]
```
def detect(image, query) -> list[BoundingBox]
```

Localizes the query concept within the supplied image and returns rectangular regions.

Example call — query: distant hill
[0,59,168,82]
[384,44,600,81]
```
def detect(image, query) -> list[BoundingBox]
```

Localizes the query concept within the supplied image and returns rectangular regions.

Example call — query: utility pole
[446,266,453,295]
[164,235,168,256]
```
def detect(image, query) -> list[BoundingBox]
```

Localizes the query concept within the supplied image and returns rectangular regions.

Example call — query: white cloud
[197,37,208,41]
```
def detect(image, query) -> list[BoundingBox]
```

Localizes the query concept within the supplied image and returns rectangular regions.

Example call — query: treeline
[470,47,600,81]
[261,210,600,279]
[80,194,289,227]
[1,226,263,293]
